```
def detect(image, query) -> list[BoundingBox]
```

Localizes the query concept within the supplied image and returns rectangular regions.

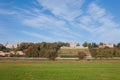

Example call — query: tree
[17,42,34,51]
[92,43,98,48]
[114,48,120,57]
[82,42,88,47]
[88,43,92,48]
[11,42,76,58]
[117,43,120,48]
[24,45,40,57]
[88,43,98,48]
[78,52,86,60]
[0,43,6,51]
[99,42,104,45]
[76,43,80,46]
[89,48,97,58]
[46,49,57,60]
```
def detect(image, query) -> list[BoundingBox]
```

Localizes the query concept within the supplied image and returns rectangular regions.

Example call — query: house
[5,42,18,49]
[0,51,12,56]
[69,42,78,48]
[16,51,25,56]
[99,43,114,48]
[61,42,88,49]
[0,51,25,57]
[0,51,6,56]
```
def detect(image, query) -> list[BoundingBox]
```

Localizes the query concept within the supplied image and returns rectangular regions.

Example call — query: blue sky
[0,0,120,44]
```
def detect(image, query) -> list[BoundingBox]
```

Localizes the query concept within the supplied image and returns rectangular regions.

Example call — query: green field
[0,60,120,80]
[58,48,90,54]
[58,48,90,58]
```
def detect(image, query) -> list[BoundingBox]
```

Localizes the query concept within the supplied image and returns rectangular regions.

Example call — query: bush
[90,48,118,58]
[46,50,57,60]
[60,54,78,58]
[89,49,97,58]
[114,48,120,57]
[9,53,16,57]
[78,52,86,60]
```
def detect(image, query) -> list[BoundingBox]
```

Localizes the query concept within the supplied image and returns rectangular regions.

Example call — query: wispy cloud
[18,1,120,43]
[22,31,54,41]
[23,14,82,41]
[23,14,68,30]
[37,0,84,21]
[77,2,120,42]
[78,3,111,32]
[1,0,120,43]
[0,9,16,15]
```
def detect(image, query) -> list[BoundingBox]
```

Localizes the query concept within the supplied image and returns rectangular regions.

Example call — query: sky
[0,0,120,44]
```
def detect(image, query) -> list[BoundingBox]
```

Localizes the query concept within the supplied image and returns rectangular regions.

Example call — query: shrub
[46,50,57,60]
[60,54,78,58]
[78,52,86,60]
[9,53,16,57]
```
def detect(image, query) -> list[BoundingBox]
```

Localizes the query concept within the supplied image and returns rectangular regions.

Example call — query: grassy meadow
[0,60,120,80]
[58,48,90,58]
[58,48,90,54]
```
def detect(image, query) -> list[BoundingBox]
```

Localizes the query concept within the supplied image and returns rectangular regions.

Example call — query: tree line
[83,42,120,58]
[16,42,69,60]
[89,48,120,58]
[1,42,120,59]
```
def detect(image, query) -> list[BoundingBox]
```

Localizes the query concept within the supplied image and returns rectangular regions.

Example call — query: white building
[5,42,18,49]
[0,51,24,57]
[16,51,24,56]
[61,42,88,49]
[69,42,77,48]
[99,43,114,48]
[0,51,6,56]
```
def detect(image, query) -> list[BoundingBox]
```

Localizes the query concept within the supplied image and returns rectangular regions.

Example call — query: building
[69,42,77,48]
[5,42,18,49]
[99,43,114,48]
[0,51,25,57]
[16,51,24,56]
[0,51,14,56]
[0,51,6,56]
[61,42,88,49]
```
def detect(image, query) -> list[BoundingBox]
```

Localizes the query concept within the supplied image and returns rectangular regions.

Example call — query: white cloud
[23,14,68,30]
[77,2,120,42]
[0,9,16,15]
[20,0,84,42]
[22,10,82,41]
[97,29,120,43]
[37,0,84,21]
[1,0,120,43]
[78,3,118,32]
[88,3,106,19]
[22,31,54,41]
[21,1,120,43]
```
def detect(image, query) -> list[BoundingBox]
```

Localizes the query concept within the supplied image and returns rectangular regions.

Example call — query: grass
[0,59,120,80]
[58,48,90,55]
[59,54,78,58]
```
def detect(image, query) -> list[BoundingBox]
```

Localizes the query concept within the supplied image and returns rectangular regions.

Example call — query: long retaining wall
[0,57,120,60]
